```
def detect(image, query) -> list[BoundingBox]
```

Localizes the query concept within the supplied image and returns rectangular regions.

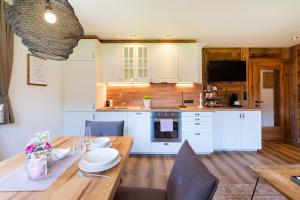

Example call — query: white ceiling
[69,0,300,47]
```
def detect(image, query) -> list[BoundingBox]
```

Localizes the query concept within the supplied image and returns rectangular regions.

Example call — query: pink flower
[44,143,52,149]
[25,144,35,153]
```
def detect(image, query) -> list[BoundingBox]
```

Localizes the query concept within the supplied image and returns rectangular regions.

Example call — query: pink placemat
[0,154,80,192]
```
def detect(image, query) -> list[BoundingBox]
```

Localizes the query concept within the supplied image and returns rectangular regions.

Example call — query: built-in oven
[151,111,181,142]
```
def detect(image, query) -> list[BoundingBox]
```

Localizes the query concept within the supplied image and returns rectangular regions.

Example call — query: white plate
[78,156,121,173]
[91,137,111,148]
[87,142,112,151]
[82,148,119,166]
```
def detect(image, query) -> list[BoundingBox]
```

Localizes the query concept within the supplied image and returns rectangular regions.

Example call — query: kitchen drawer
[182,121,213,131]
[181,116,213,122]
[184,133,213,153]
[183,131,213,136]
[151,142,182,154]
[181,112,213,117]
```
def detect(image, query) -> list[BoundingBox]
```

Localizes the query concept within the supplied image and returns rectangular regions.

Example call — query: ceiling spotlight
[44,1,57,24]
[291,36,299,40]
[165,34,172,39]
[130,34,136,38]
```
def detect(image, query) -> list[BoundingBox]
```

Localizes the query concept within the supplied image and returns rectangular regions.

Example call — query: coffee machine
[229,93,241,107]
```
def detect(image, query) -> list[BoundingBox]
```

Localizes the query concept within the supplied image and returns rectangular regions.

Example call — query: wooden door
[250,59,285,142]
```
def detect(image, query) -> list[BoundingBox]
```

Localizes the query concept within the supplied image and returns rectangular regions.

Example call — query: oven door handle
[153,118,179,122]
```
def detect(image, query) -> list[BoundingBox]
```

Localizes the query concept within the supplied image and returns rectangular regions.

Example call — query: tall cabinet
[63,39,105,135]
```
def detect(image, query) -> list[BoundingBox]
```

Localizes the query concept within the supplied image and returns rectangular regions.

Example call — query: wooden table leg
[251,176,260,200]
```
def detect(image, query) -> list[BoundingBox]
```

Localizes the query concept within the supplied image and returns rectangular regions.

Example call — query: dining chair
[113,140,219,200]
[85,120,124,136]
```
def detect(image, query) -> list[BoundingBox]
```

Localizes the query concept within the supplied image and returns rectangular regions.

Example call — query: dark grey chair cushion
[166,140,219,200]
[114,186,167,200]
[85,120,124,136]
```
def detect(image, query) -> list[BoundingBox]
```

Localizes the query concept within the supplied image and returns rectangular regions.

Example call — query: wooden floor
[121,143,300,189]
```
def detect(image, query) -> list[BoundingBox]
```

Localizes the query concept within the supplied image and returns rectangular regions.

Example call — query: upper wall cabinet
[150,45,179,83]
[179,44,202,83]
[64,39,106,111]
[100,44,123,82]
[100,43,202,83]
[68,39,97,61]
[123,45,150,81]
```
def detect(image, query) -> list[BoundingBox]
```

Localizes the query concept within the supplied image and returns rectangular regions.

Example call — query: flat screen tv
[208,60,246,82]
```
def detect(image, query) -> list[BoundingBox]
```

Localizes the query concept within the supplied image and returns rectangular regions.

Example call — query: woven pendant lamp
[6,0,84,60]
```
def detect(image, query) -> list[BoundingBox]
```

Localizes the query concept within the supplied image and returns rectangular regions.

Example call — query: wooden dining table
[0,136,133,200]
[249,164,300,200]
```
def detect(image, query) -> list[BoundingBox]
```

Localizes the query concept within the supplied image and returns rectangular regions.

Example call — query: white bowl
[81,148,119,167]
[87,142,112,151]
[52,147,71,160]
[91,137,111,148]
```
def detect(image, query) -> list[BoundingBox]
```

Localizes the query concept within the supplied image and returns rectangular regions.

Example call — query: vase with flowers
[25,131,53,180]
[25,131,52,161]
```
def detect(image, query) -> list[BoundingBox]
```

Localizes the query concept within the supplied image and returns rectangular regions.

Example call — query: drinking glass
[72,136,86,155]
[84,126,92,145]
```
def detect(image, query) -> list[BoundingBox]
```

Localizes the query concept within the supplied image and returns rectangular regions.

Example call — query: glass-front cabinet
[123,45,149,81]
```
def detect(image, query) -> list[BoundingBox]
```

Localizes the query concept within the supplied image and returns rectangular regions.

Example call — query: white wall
[260,70,274,127]
[0,36,64,160]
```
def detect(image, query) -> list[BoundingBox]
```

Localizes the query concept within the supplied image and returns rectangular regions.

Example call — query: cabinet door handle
[195,113,200,116]
[195,118,200,121]
[92,104,95,110]
[164,143,169,146]
[136,112,141,115]
[243,113,245,118]
[92,52,95,60]
[195,133,200,136]
[195,123,200,125]
[93,114,95,120]
[239,113,242,118]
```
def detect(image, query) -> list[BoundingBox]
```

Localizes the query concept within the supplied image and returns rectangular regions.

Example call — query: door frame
[249,59,286,142]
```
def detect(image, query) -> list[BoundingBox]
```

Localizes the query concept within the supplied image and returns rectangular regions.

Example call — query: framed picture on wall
[27,54,48,86]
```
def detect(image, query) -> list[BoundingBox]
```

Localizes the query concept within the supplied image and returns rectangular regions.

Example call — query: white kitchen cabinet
[150,45,178,83]
[178,44,201,83]
[63,111,95,136]
[214,111,242,150]
[214,111,261,151]
[95,112,128,135]
[101,44,123,82]
[182,112,214,153]
[127,112,151,153]
[63,61,97,111]
[68,39,97,61]
[123,45,150,81]
[242,111,262,150]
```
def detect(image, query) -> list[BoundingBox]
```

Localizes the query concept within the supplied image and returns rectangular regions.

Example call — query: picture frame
[27,54,48,86]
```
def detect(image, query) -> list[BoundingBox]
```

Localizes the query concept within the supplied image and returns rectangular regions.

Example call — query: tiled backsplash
[106,83,203,107]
